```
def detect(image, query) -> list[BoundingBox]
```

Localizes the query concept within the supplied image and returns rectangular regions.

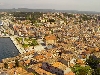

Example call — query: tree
[86,55,100,75]
[86,55,99,69]
[30,39,38,46]
[4,62,8,69]
[71,64,92,75]
[15,59,19,67]
[22,44,29,49]
[93,68,100,75]
[47,19,55,23]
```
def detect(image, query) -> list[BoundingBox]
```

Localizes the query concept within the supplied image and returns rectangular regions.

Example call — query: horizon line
[0,8,100,13]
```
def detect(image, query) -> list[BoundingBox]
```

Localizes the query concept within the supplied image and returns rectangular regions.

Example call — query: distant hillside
[0,8,100,14]
[0,8,55,12]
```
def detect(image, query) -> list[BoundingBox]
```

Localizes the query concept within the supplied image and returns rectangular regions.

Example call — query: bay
[0,37,19,61]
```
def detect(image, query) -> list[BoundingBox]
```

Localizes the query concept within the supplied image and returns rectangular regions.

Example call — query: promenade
[10,36,26,54]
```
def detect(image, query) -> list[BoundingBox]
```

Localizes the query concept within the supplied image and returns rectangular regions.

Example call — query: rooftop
[45,35,56,40]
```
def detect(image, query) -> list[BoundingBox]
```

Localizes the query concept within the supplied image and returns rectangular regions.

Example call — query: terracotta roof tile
[76,59,84,65]
[52,62,66,70]
[45,35,56,40]
[24,59,30,64]
[65,71,75,75]
[35,55,45,61]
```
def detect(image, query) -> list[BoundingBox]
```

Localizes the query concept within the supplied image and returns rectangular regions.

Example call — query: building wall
[46,40,56,45]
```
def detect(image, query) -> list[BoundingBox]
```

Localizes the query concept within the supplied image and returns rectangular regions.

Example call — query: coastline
[0,19,26,54]
[0,37,19,61]
[9,36,26,54]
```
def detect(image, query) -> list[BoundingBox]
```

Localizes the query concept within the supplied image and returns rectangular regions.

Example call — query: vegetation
[16,37,23,42]
[22,44,29,48]
[4,62,8,69]
[47,19,55,22]
[25,38,31,42]
[24,38,38,46]
[32,72,39,75]
[0,14,3,18]
[30,39,38,46]
[98,16,100,20]
[15,59,19,67]
[71,64,92,75]
[16,37,38,48]
[11,12,43,24]
[80,15,91,21]
[86,55,99,69]
[86,55,100,75]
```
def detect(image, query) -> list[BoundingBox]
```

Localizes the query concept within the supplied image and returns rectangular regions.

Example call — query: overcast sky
[0,0,100,12]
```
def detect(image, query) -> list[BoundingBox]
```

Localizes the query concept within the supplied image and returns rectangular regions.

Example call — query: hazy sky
[0,0,100,12]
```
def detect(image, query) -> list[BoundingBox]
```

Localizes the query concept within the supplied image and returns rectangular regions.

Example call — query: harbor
[0,19,26,56]
[10,36,26,54]
[0,35,27,54]
[0,35,27,61]
[0,37,19,61]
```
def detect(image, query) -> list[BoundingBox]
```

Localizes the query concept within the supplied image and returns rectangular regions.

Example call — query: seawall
[10,36,26,54]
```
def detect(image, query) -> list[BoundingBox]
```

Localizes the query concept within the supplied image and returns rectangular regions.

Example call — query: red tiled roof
[65,71,75,75]
[45,35,56,40]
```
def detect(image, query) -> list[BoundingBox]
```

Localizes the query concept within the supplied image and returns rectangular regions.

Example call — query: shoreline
[9,36,26,54]
[0,37,19,62]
